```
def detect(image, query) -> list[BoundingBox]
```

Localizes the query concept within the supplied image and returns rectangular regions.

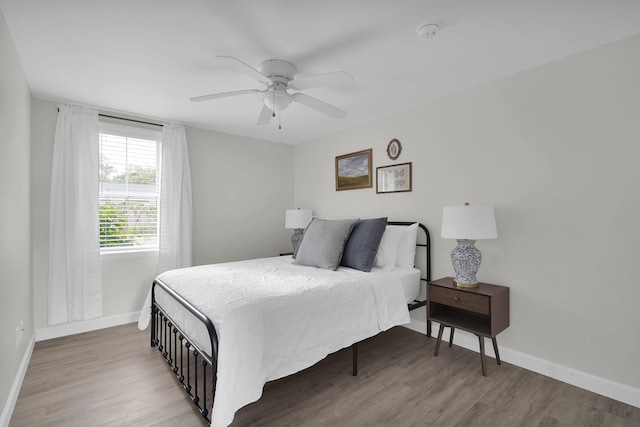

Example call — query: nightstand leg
[479,336,487,376]
[449,328,455,347]
[434,324,445,356]
[492,337,501,365]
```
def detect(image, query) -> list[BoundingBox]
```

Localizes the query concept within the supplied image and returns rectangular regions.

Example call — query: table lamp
[441,203,497,288]
[285,209,312,251]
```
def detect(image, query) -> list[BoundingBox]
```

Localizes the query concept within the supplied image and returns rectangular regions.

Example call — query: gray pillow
[293,218,359,270]
[340,217,387,272]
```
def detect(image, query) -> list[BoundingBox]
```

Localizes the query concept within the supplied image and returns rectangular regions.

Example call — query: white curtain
[48,105,102,325]
[158,123,193,273]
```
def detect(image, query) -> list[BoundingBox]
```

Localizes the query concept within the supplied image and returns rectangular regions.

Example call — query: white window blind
[99,123,161,251]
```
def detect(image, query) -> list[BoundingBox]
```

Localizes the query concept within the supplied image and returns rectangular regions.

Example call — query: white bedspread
[138,256,410,427]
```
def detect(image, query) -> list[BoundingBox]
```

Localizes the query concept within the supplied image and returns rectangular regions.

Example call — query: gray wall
[187,126,294,266]
[0,7,32,420]
[294,34,640,390]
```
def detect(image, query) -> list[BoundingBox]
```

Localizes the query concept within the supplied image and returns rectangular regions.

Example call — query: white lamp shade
[285,209,312,229]
[441,205,497,240]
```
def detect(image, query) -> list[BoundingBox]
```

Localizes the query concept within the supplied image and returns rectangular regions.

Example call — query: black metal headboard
[387,221,431,337]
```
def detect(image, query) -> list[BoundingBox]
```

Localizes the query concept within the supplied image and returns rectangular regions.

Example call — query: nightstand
[428,277,509,376]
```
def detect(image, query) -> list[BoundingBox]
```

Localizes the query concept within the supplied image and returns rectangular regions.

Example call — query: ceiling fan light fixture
[263,89,292,112]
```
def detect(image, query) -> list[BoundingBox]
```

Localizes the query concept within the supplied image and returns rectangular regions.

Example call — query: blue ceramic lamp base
[290,228,304,252]
[451,239,482,288]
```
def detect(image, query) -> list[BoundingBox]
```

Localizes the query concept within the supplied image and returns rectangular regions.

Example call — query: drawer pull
[453,296,460,302]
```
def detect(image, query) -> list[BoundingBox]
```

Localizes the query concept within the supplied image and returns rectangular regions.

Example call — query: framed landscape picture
[376,162,412,193]
[335,149,372,191]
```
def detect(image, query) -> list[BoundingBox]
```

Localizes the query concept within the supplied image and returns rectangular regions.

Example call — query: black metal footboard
[151,278,219,422]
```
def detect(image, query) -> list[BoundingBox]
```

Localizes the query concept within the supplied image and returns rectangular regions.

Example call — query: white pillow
[390,223,419,268]
[373,226,403,271]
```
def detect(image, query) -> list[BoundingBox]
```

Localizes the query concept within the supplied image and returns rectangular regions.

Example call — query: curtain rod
[56,108,163,127]
[98,113,163,127]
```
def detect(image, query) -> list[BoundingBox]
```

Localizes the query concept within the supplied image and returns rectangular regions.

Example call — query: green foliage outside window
[99,199,157,248]
[100,201,135,247]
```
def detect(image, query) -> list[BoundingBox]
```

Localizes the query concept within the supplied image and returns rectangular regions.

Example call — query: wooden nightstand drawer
[429,286,489,315]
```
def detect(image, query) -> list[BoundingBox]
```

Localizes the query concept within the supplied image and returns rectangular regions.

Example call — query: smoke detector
[417,22,440,40]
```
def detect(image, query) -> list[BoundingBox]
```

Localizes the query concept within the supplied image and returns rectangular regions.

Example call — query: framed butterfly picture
[376,162,412,194]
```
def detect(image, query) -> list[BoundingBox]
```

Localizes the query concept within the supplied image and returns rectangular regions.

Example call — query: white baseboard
[403,319,640,409]
[35,311,141,342]
[0,333,35,427]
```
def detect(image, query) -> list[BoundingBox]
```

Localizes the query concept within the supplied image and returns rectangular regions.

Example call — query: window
[98,123,161,252]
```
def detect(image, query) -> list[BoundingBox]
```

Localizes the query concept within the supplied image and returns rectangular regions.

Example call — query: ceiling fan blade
[292,93,347,119]
[216,55,271,86]
[256,104,273,126]
[289,71,354,91]
[190,89,259,102]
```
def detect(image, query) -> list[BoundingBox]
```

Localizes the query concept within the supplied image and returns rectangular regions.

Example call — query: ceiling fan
[190,56,354,126]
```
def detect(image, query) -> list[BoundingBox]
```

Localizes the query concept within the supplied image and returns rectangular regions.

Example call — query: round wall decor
[386,139,402,160]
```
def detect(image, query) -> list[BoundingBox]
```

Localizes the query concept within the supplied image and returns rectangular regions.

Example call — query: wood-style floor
[10,323,640,427]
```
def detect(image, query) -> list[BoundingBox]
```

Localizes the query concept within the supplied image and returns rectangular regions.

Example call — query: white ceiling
[2,1,640,144]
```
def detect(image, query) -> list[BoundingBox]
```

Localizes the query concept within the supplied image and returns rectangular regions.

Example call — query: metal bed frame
[150,221,431,422]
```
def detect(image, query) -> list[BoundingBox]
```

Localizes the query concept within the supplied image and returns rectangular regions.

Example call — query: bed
[139,220,431,427]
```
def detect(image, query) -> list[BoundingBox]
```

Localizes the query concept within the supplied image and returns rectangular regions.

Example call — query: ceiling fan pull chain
[272,91,276,118]
[278,111,282,130]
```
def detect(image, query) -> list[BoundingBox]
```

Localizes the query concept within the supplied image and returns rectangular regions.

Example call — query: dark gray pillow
[340,217,387,272]
[293,218,359,270]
